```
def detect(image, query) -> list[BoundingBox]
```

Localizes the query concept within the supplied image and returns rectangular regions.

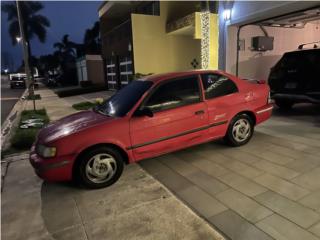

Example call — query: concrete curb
[1,89,28,150]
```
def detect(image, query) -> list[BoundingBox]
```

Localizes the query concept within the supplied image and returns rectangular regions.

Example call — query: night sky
[1,1,102,71]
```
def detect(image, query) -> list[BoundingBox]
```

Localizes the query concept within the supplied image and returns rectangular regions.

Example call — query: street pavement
[1,75,25,124]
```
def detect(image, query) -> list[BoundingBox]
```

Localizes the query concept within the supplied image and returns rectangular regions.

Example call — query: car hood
[37,110,112,144]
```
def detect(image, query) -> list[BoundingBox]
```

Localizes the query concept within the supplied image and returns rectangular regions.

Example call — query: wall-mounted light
[223,9,231,21]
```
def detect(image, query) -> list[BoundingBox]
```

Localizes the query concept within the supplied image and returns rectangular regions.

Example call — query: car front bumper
[29,145,74,182]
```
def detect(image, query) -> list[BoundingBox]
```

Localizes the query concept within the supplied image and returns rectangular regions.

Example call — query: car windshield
[95,80,153,117]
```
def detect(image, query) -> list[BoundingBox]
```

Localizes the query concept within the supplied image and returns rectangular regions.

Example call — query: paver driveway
[140,104,320,240]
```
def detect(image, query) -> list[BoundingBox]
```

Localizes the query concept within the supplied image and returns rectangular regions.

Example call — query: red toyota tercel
[30,70,273,188]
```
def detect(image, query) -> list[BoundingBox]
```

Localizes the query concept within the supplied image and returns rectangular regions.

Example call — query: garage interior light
[223,9,231,21]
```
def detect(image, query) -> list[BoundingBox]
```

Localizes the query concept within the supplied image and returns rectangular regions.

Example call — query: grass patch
[10,109,50,150]
[72,101,96,111]
[26,94,41,100]
[56,84,108,98]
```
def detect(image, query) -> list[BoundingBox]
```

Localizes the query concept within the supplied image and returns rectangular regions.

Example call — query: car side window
[201,74,238,99]
[143,76,200,112]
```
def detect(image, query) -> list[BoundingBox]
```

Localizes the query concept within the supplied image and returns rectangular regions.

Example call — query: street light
[16,36,22,43]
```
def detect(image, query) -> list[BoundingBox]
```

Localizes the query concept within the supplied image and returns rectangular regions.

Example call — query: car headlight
[37,145,56,158]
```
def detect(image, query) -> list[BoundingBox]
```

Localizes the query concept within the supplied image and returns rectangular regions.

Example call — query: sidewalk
[1,86,224,240]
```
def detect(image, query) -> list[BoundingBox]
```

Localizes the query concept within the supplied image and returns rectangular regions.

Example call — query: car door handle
[195,110,205,115]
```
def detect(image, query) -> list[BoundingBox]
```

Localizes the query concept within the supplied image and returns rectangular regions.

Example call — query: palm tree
[2,1,50,46]
[83,21,101,55]
[54,34,77,57]
[54,34,84,58]
[2,1,50,81]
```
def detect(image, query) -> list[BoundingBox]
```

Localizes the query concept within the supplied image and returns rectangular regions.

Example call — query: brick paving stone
[187,158,230,178]
[299,190,320,212]
[231,180,268,197]
[256,214,319,240]
[223,160,264,179]
[209,210,273,240]
[176,185,227,219]
[254,173,310,201]
[253,161,299,180]
[309,222,320,238]
[292,167,320,191]
[216,189,273,223]
[255,191,320,228]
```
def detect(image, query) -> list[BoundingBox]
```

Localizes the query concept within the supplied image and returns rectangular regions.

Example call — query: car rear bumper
[272,93,320,104]
[10,81,26,88]
[29,146,74,182]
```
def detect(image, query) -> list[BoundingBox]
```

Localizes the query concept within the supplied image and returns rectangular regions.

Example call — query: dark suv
[268,48,320,109]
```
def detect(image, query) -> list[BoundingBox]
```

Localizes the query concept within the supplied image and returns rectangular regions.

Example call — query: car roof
[142,69,229,84]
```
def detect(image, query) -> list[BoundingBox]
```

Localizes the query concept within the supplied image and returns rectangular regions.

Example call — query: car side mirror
[135,107,154,118]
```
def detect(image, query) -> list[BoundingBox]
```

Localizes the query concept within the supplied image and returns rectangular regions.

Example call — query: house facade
[98,1,219,90]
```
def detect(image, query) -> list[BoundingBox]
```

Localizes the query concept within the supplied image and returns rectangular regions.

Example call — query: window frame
[200,73,239,100]
[138,74,203,114]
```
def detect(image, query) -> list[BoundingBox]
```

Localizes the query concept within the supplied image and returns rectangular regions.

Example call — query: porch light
[223,9,231,21]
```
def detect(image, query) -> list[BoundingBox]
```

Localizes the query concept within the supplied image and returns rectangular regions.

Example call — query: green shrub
[72,101,96,110]
[56,85,108,98]
[11,129,38,149]
[26,94,41,100]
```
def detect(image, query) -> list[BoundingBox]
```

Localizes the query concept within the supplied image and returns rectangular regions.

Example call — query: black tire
[75,146,124,189]
[275,99,294,110]
[224,114,254,147]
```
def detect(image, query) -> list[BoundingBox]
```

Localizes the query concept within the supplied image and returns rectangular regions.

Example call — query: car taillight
[267,92,273,104]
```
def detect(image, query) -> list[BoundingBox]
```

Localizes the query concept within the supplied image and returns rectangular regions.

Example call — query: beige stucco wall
[226,22,320,80]
[131,1,219,75]
[86,55,105,85]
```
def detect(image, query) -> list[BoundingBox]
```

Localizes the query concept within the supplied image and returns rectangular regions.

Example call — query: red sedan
[30,70,273,188]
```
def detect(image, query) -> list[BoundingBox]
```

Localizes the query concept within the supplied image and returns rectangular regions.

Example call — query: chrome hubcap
[232,119,251,142]
[85,153,117,183]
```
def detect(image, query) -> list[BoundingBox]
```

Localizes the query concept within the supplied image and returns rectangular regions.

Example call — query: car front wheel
[224,114,254,147]
[76,146,124,189]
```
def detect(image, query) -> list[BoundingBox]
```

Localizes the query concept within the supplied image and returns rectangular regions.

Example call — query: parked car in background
[30,70,273,189]
[9,67,41,89]
[268,47,320,109]
[9,73,26,88]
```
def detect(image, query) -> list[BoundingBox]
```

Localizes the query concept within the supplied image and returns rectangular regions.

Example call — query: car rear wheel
[76,146,124,189]
[224,114,254,147]
[275,100,294,110]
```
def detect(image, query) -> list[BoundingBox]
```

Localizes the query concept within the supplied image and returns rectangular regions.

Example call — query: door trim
[127,120,227,150]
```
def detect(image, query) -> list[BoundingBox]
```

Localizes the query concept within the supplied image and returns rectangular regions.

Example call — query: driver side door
[129,75,209,161]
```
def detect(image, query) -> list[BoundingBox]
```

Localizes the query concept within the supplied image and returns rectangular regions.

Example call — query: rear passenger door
[201,73,240,138]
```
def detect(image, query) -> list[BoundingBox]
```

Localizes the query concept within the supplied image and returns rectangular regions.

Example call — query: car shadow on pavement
[272,103,320,127]
[40,181,86,239]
